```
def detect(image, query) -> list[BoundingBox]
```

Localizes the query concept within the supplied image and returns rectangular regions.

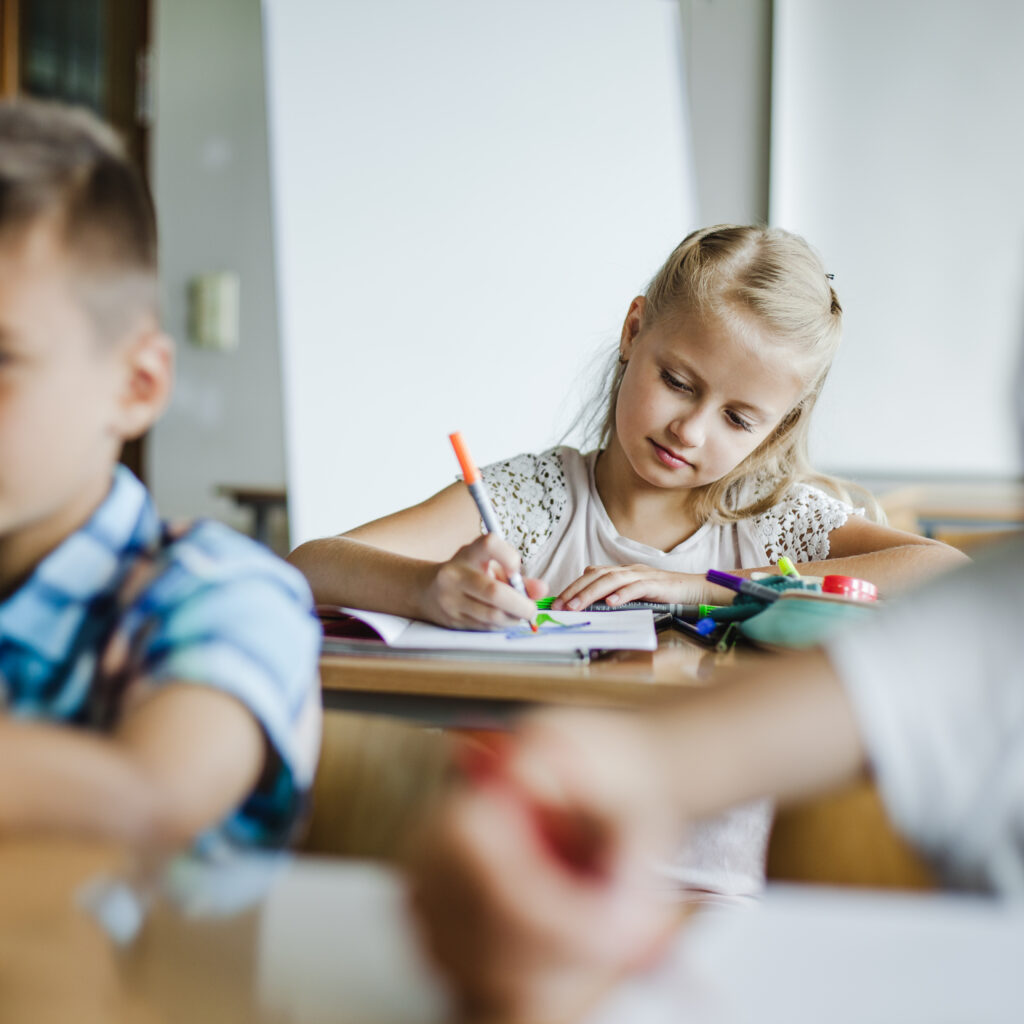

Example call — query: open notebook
[318,606,658,664]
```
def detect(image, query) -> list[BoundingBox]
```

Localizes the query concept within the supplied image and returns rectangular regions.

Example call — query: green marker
[716,622,741,653]
[777,556,801,579]
[705,604,764,623]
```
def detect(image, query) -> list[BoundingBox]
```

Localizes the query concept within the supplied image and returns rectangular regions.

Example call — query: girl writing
[290,224,966,895]
[291,225,964,629]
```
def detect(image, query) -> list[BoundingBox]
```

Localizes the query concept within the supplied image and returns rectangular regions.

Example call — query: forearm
[288,535,437,618]
[788,542,968,594]
[716,541,968,602]
[0,717,178,846]
[650,649,868,825]
[0,687,264,847]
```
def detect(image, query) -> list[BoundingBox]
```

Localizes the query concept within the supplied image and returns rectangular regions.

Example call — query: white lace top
[481,446,859,595]
[480,445,862,896]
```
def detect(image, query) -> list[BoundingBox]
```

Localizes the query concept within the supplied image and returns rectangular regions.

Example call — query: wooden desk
[319,628,718,723]
[3,838,1019,1024]
[0,838,447,1024]
[311,630,721,856]
[311,631,936,890]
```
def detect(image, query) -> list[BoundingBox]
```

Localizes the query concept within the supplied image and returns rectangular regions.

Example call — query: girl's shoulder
[480,446,582,560]
[743,478,863,564]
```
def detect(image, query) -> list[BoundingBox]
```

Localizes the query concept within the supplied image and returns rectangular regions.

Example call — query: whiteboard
[261,0,696,544]
[772,0,1024,478]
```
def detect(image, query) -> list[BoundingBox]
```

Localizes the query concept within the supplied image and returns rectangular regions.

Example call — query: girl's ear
[114,327,175,440]
[619,296,646,359]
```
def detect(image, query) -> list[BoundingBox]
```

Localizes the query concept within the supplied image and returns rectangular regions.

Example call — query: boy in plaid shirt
[0,98,320,850]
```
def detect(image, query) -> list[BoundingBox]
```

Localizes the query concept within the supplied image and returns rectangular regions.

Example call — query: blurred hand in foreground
[406,710,682,1023]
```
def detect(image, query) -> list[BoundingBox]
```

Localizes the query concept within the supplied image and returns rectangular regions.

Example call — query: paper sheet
[339,607,658,655]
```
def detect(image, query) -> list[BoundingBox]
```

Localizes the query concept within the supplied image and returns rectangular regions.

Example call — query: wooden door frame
[1,0,20,97]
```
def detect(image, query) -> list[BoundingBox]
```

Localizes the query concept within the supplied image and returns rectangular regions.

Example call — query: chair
[767,780,936,889]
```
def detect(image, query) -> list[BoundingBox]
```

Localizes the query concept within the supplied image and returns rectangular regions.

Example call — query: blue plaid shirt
[0,466,322,849]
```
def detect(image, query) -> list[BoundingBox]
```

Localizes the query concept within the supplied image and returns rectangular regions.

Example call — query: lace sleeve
[479,449,569,563]
[751,483,862,564]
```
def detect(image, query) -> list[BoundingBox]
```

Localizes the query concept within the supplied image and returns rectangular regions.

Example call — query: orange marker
[449,431,537,631]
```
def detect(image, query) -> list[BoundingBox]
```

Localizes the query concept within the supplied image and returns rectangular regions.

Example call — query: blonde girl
[291,224,964,628]
[291,224,966,895]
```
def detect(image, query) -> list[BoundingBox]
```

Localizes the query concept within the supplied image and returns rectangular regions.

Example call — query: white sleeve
[479,449,569,563]
[825,541,1024,895]
[750,483,861,564]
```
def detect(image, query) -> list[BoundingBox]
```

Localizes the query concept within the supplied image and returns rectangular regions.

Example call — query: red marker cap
[822,575,878,602]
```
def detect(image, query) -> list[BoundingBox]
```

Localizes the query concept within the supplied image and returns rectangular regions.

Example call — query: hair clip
[825,273,835,280]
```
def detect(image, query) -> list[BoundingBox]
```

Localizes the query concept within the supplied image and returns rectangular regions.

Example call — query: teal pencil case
[738,591,877,649]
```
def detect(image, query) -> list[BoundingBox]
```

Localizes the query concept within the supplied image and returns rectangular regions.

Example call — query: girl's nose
[670,408,707,448]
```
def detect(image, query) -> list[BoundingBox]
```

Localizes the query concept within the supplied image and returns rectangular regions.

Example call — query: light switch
[188,272,240,351]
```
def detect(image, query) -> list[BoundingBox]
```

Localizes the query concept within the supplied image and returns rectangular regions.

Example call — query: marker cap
[448,431,480,485]
[822,574,878,602]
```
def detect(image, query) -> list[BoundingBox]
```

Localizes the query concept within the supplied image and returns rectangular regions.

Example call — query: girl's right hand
[420,534,546,630]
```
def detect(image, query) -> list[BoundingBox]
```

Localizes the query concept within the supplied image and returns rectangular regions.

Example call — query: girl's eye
[660,369,693,394]
[726,410,754,432]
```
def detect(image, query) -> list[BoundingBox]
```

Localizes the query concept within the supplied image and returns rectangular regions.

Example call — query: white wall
[772,0,1024,477]
[263,0,698,545]
[146,0,771,547]
[150,0,288,536]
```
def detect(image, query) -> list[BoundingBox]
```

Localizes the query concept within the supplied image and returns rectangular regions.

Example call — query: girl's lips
[651,440,692,469]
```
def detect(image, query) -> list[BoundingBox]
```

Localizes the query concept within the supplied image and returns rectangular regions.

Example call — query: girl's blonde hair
[591,224,874,522]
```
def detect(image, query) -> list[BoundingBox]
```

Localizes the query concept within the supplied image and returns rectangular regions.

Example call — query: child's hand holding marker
[421,532,545,631]
[437,432,544,631]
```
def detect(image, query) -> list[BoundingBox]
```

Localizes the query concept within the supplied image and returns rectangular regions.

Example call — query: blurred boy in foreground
[410,540,1024,1021]
[0,98,320,850]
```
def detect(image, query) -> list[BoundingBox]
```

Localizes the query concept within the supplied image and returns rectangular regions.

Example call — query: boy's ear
[619,296,646,359]
[114,328,175,441]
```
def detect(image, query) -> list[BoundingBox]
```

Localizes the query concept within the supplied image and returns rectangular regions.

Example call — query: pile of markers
[538,556,878,653]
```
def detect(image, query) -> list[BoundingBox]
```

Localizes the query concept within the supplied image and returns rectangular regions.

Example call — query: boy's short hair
[0,97,158,339]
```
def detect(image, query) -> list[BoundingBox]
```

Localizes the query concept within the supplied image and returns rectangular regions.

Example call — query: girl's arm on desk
[287,483,543,629]
[804,513,969,588]
[553,516,967,610]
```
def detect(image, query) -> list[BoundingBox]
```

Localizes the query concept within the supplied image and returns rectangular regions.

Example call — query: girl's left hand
[553,564,711,611]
